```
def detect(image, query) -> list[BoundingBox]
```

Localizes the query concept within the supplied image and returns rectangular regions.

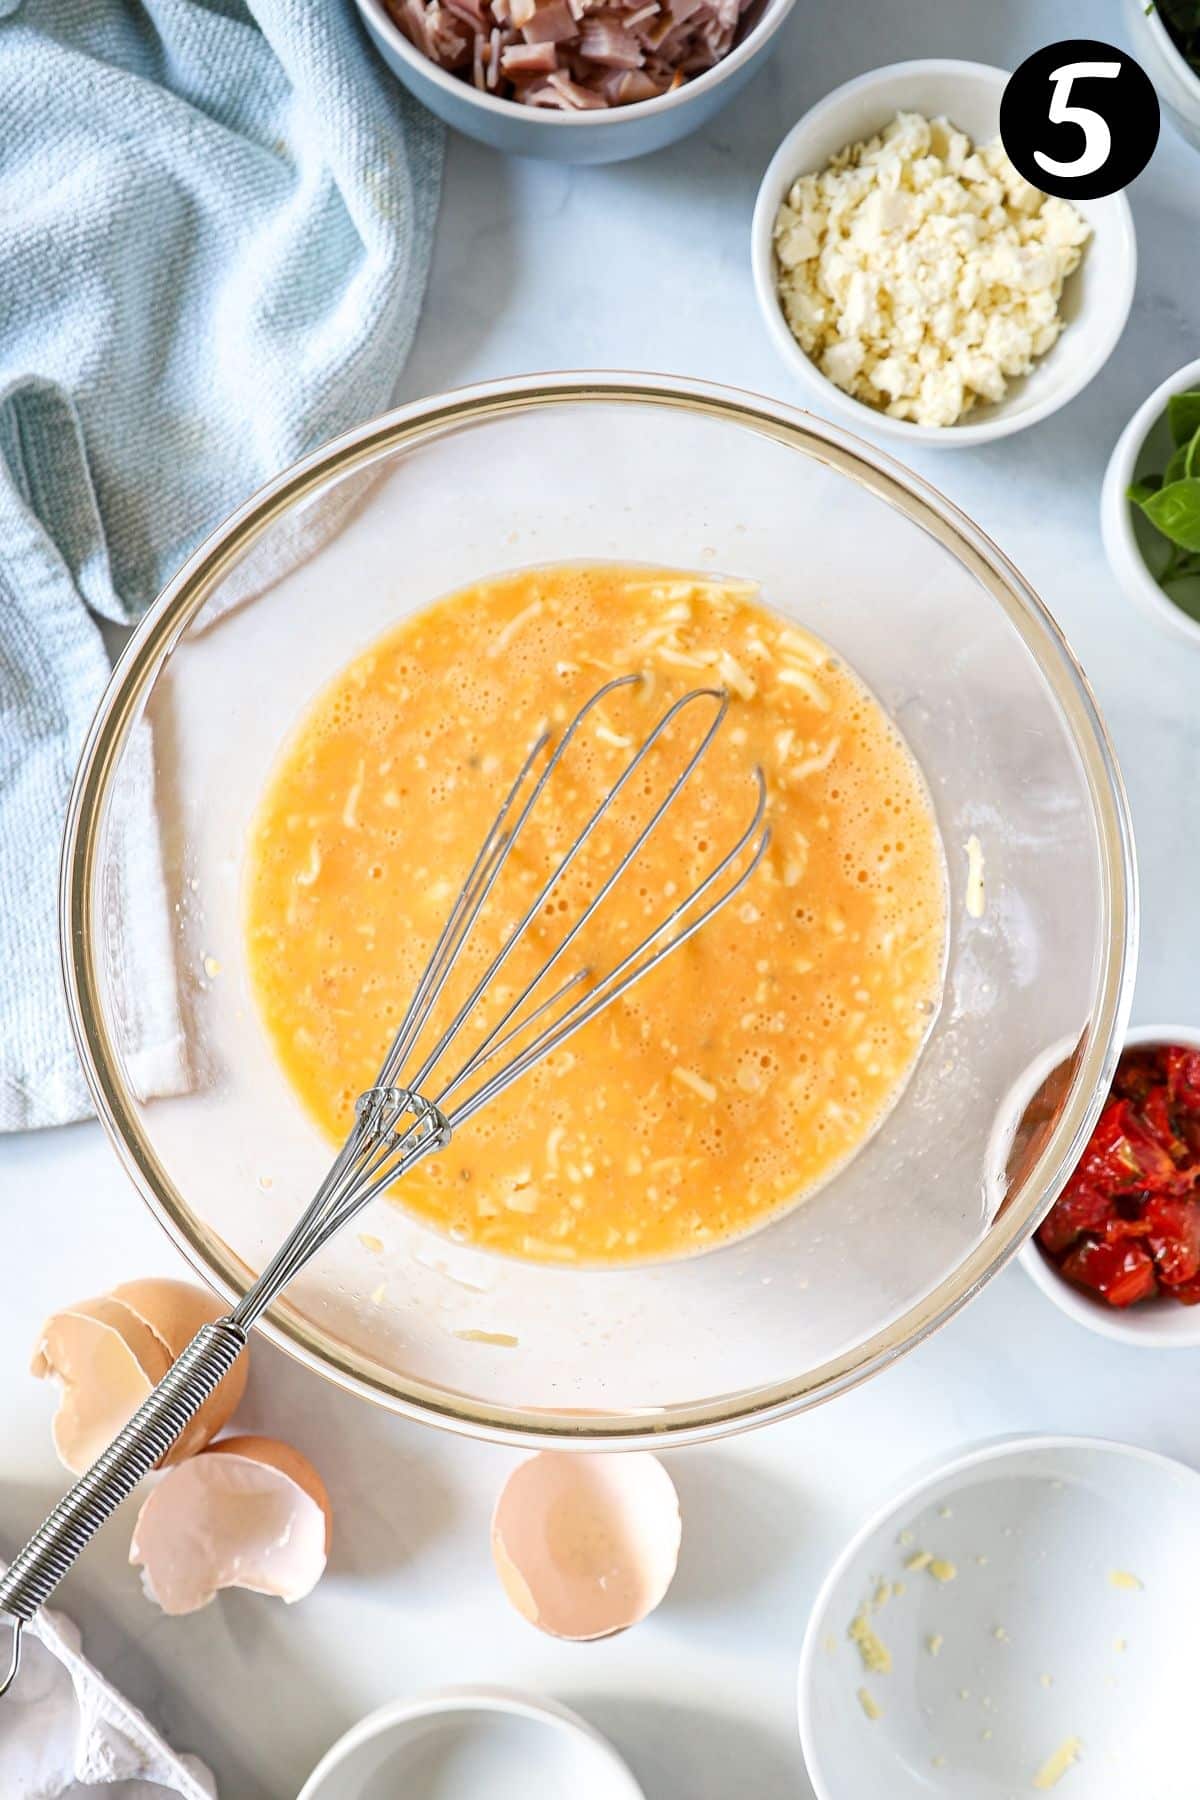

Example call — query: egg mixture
[245,563,946,1264]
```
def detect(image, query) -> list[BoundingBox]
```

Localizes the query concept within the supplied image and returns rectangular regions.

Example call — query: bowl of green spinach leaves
[1126,0,1200,149]
[1103,358,1200,643]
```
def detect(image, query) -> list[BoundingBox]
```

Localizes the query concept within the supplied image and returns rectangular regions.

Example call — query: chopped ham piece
[598,65,665,100]
[637,11,671,44]
[415,0,471,65]
[546,68,610,103]
[444,0,490,29]
[383,0,745,105]
[578,17,643,64]
[522,77,574,105]
[522,0,576,40]
[501,38,559,69]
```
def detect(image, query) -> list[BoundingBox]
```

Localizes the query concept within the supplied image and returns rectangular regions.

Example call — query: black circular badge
[1000,40,1159,199]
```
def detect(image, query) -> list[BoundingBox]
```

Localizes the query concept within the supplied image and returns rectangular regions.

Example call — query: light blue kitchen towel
[0,0,444,1130]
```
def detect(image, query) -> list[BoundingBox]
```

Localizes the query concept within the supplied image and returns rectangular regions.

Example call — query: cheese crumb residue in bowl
[1032,1734,1083,1790]
[772,112,1090,428]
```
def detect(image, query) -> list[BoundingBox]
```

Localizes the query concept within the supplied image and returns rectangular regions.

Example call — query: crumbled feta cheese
[772,111,1091,428]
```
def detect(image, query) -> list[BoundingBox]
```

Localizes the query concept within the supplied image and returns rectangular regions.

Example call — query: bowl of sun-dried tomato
[1021,1025,1200,1347]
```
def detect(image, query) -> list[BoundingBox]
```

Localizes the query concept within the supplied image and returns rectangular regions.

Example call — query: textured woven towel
[0,0,443,1130]
[0,1571,217,1796]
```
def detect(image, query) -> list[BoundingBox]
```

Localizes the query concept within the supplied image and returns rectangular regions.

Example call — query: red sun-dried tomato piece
[1113,1049,1163,1105]
[1144,1195,1200,1286]
[1167,1047,1200,1114]
[1073,1099,1171,1196]
[1182,1116,1200,1163]
[1103,1213,1152,1243]
[1059,1238,1158,1307]
[1171,1273,1200,1305]
[1038,1180,1116,1256]
[1126,1117,1187,1194]
[1142,1083,1186,1164]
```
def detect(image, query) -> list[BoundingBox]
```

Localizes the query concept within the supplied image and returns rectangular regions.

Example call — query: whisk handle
[0,1316,246,1688]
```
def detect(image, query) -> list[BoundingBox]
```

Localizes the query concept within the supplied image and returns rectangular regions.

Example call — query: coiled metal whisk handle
[0,1087,444,1701]
[0,1317,246,1697]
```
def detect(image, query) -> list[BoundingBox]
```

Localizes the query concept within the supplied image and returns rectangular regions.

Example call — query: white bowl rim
[1100,354,1200,648]
[297,1685,646,1800]
[796,1430,1200,1799]
[1018,1020,1200,1347]
[355,0,796,128]
[750,58,1138,448]
[61,369,1138,1450]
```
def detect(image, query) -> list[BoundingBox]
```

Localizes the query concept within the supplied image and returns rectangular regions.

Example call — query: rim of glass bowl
[60,372,1139,1450]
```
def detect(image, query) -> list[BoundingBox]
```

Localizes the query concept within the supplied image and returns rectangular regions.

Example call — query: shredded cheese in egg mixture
[246,564,946,1266]
[773,112,1091,428]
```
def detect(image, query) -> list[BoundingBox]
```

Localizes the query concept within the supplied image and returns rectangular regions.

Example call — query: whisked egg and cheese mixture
[246,564,945,1264]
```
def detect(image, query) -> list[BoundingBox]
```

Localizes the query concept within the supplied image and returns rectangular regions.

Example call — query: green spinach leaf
[1158,0,1200,78]
[1165,442,1190,484]
[1167,390,1200,446]
[1137,479,1200,553]
[1125,387,1200,616]
[1186,426,1200,478]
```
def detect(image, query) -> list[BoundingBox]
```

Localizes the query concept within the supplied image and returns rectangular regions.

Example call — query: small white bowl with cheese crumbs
[797,1436,1200,1799]
[751,62,1137,447]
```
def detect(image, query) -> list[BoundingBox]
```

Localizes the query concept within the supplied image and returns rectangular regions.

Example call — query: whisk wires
[231,675,768,1329]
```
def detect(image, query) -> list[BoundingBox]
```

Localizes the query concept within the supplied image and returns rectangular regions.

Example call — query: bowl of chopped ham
[354,0,794,160]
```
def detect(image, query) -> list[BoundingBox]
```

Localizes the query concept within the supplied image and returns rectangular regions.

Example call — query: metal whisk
[0,673,767,1697]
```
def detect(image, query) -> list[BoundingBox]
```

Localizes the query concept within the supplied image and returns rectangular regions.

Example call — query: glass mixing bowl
[62,374,1137,1448]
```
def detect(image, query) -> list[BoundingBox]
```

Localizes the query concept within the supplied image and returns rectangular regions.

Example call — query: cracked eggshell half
[130,1434,332,1615]
[31,1278,249,1473]
[491,1451,680,1640]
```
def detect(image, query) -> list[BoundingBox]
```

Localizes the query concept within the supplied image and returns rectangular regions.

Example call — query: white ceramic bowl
[297,1687,646,1800]
[798,1435,1200,1800]
[1101,356,1200,648]
[353,0,795,163]
[751,60,1138,448]
[1124,0,1200,151]
[1018,1023,1200,1348]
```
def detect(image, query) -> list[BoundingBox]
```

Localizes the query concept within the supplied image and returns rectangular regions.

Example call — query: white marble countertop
[3,0,1199,1794]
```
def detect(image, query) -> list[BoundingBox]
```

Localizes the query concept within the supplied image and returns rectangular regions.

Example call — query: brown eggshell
[32,1279,248,1474]
[106,1279,249,1464]
[490,1451,681,1641]
[130,1436,331,1615]
[34,1296,173,1387]
[207,1435,333,1553]
[31,1308,158,1475]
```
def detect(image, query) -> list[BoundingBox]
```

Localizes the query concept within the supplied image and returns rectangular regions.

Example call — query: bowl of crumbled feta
[751,61,1137,446]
